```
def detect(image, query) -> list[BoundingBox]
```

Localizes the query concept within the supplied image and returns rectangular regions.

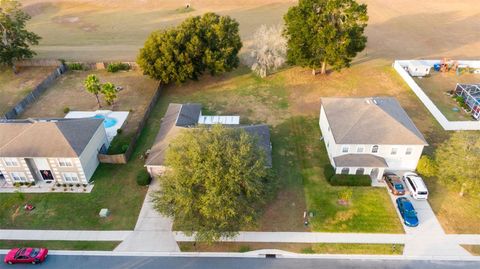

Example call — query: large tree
[0,0,41,71]
[137,13,241,83]
[152,125,270,242]
[435,132,480,196]
[250,24,287,78]
[284,0,368,75]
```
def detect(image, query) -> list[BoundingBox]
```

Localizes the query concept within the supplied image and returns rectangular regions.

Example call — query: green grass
[107,132,134,154]
[0,83,166,230]
[0,240,120,251]
[270,117,404,233]
[178,242,404,255]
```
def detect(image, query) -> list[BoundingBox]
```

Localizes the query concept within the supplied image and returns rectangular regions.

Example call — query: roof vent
[365,99,371,104]
[372,99,378,105]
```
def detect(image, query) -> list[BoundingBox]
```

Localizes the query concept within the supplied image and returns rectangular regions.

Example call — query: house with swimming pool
[0,118,109,190]
[319,97,428,183]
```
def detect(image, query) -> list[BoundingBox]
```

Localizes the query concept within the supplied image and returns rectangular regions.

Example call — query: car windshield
[29,249,40,258]
[395,184,404,190]
[418,191,428,195]
[405,210,416,218]
[15,248,26,258]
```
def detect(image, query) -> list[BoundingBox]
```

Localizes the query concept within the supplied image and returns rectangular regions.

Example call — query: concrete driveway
[386,177,470,257]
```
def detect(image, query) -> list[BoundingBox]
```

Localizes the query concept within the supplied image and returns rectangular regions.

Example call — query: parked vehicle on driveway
[383,172,405,195]
[396,197,419,227]
[4,248,48,265]
[403,172,428,200]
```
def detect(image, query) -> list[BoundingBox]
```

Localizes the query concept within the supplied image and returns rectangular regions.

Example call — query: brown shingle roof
[321,97,428,145]
[0,118,103,157]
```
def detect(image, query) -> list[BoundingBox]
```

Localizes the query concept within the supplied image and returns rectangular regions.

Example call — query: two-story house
[0,118,109,187]
[319,97,428,181]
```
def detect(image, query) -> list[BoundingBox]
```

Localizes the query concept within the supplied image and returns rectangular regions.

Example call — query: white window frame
[62,172,79,182]
[357,146,364,153]
[341,146,349,153]
[10,172,27,182]
[57,158,73,167]
[3,158,19,167]
[371,145,379,153]
[391,147,398,155]
[405,147,413,155]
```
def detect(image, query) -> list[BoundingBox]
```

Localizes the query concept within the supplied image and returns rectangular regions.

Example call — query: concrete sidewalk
[114,178,180,252]
[0,230,131,241]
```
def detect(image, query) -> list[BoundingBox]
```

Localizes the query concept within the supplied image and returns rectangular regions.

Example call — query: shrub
[63,107,70,114]
[107,62,130,73]
[301,247,315,254]
[136,170,152,186]
[76,183,81,187]
[416,155,437,177]
[121,144,129,153]
[238,246,251,253]
[323,164,335,180]
[116,128,123,134]
[329,174,371,186]
[67,62,84,70]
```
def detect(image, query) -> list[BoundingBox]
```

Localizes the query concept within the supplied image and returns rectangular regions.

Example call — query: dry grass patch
[178,242,404,255]
[0,66,56,115]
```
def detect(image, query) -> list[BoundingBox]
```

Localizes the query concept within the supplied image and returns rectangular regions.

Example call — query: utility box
[99,208,110,218]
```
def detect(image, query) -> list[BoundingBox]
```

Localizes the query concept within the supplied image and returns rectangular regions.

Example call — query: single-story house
[319,97,428,181]
[0,118,109,187]
[145,103,272,177]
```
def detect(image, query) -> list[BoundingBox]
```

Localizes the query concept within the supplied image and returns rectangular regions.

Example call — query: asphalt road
[1,254,480,269]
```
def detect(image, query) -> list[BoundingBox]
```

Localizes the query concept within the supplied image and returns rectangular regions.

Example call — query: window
[391,148,398,155]
[342,146,349,153]
[356,168,365,175]
[341,168,349,174]
[357,146,364,153]
[406,147,413,155]
[62,172,79,182]
[371,145,379,153]
[58,158,73,167]
[3,158,19,167]
[10,172,27,182]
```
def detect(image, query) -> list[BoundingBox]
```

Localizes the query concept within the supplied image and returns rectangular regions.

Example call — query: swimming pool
[93,114,118,128]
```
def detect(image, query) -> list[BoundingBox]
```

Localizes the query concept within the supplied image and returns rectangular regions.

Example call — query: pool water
[93,114,117,128]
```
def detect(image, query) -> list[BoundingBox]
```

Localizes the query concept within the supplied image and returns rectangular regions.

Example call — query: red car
[4,248,48,265]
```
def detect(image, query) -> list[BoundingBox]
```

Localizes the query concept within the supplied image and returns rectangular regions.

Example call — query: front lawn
[178,242,404,255]
[0,240,119,251]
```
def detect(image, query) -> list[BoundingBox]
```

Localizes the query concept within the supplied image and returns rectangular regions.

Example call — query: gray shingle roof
[0,118,103,157]
[334,154,388,167]
[176,103,202,127]
[146,103,272,168]
[238,125,272,167]
[321,97,428,145]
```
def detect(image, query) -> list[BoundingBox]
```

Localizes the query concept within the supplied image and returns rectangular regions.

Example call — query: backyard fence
[98,82,163,164]
[2,64,67,119]
[393,60,480,131]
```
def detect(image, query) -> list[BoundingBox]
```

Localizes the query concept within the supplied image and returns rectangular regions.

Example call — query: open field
[20,68,158,153]
[0,66,56,115]
[414,72,480,121]
[0,240,119,251]
[178,242,404,255]
[21,0,480,61]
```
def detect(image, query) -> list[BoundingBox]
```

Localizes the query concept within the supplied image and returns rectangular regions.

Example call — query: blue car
[396,197,419,227]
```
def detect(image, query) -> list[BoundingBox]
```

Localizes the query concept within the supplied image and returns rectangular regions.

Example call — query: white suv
[403,172,428,200]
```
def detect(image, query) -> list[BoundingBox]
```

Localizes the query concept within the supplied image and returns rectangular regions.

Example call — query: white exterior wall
[319,105,425,175]
[79,125,110,182]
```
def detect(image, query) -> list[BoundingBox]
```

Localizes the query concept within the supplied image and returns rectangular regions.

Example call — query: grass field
[20,68,158,154]
[0,66,56,115]
[413,72,479,121]
[178,242,404,255]
[0,240,119,251]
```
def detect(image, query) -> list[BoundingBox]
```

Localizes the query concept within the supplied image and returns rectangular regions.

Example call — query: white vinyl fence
[393,60,480,131]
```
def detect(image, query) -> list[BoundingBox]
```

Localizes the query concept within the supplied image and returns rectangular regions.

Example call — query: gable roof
[0,118,103,158]
[146,103,272,167]
[321,97,428,145]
